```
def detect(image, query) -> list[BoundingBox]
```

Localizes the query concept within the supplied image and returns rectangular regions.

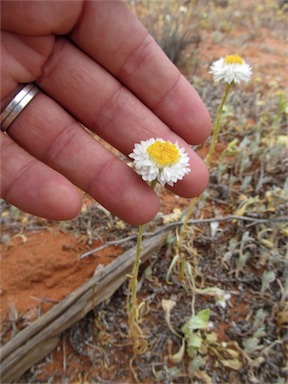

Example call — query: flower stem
[127,179,157,354]
[206,83,232,166]
[127,222,145,318]
[175,83,232,277]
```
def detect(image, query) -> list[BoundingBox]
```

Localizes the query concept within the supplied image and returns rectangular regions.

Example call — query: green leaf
[253,326,266,339]
[189,356,205,370]
[244,337,263,354]
[181,309,211,333]
[187,333,203,349]
[187,346,197,358]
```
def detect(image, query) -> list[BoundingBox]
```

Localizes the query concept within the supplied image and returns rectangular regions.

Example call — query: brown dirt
[0,231,122,322]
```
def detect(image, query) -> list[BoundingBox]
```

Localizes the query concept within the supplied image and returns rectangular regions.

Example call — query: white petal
[129,138,191,186]
[209,57,252,84]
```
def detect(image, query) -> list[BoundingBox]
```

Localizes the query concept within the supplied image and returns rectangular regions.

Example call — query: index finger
[70,1,211,144]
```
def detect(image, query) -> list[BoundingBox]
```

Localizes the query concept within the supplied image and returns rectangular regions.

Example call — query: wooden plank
[0,234,166,383]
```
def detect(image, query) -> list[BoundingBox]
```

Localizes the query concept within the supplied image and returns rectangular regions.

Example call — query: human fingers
[2,0,211,145]
[70,1,212,144]
[1,31,206,225]
[4,93,160,225]
[1,0,210,223]
[0,132,82,220]
[1,32,160,224]
[38,37,208,198]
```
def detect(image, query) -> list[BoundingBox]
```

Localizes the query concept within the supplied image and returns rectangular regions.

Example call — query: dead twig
[79,215,287,259]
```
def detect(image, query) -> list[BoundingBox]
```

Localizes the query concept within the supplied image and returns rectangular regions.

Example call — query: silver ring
[0,84,40,132]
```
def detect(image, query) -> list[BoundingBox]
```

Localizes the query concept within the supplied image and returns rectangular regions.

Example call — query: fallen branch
[0,233,167,383]
[154,214,288,233]
[79,215,287,259]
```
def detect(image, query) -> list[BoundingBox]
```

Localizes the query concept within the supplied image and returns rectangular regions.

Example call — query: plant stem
[127,179,157,353]
[176,82,232,273]
[127,222,145,318]
[206,83,232,166]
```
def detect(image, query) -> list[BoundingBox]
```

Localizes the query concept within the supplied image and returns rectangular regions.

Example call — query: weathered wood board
[0,234,166,383]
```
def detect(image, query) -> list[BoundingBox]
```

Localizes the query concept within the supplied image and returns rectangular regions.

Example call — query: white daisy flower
[129,138,190,187]
[209,54,252,84]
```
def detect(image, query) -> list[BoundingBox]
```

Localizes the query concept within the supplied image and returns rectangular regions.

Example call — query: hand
[0,0,211,225]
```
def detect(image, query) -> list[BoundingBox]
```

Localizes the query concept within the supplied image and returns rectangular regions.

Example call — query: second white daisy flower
[129,138,190,187]
[210,54,252,84]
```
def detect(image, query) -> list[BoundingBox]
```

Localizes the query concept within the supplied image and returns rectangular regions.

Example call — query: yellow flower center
[147,141,180,167]
[224,55,243,65]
